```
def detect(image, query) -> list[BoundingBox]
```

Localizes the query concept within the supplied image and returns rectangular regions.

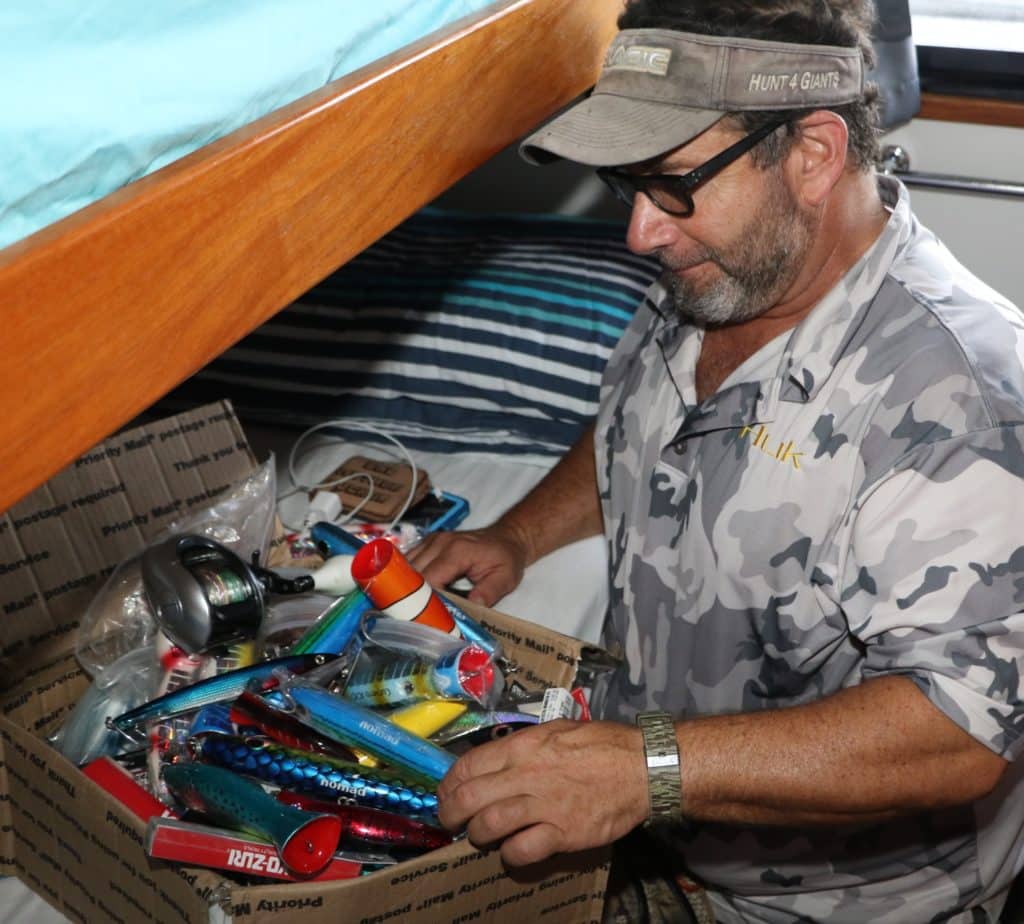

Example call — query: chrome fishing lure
[228,690,358,762]
[276,791,452,855]
[108,654,338,736]
[195,734,439,817]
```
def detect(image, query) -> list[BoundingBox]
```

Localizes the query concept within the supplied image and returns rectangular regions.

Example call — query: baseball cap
[520,28,865,167]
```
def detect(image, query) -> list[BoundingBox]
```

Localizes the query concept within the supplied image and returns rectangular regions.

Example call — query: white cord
[280,420,420,533]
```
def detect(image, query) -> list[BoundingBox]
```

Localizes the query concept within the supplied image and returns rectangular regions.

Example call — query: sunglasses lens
[646,180,694,217]
[599,171,693,217]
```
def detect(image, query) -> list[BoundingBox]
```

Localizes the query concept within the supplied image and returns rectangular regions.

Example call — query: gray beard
[663,178,815,328]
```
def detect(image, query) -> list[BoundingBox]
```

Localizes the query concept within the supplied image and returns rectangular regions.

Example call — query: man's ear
[784,111,849,207]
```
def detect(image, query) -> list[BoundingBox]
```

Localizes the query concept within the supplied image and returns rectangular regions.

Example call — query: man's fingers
[463,794,555,850]
[463,571,512,607]
[438,736,532,829]
[405,532,442,567]
[417,538,482,590]
[499,822,565,867]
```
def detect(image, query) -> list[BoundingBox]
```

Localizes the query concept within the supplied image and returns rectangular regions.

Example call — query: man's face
[623,125,816,328]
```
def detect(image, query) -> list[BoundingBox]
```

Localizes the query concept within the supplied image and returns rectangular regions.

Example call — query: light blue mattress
[0,0,496,250]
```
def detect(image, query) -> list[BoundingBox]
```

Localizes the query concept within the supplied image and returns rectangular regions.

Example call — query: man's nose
[625,193,679,256]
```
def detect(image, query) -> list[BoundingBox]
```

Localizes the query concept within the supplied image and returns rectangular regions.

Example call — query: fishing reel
[142,534,314,655]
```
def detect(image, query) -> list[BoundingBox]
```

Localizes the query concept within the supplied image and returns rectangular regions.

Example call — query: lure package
[50,646,158,766]
[281,680,456,785]
[344,644,502,710]
[146,817,366,882]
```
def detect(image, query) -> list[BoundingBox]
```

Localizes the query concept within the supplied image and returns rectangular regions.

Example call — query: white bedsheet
[264,429,610,645]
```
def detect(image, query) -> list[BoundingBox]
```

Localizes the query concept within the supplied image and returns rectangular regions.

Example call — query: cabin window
[909,0,1024,100]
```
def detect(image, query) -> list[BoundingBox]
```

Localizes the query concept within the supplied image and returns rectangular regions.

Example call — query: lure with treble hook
[194,734,439,817]
[276,791,452,855]
[430,709,540,747]
[108,654,340,737]
[228,690,358,762]
[161,762,341,877]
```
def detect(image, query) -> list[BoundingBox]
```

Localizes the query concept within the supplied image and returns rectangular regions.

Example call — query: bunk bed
[0,6,628,921]
[0,0,624,517]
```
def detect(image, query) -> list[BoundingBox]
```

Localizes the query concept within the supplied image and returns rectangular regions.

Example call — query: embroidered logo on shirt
[739,425,803,470]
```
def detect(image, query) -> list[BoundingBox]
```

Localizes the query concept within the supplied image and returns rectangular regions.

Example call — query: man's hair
[618,0,882,170]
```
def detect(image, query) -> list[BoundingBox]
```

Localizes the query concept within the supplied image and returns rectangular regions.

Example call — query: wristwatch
[636,711,683,825]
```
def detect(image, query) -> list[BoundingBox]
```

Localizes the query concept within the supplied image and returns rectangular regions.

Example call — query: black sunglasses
[596,119,789,218]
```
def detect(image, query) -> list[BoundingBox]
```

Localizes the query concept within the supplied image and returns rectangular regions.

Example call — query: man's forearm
[495,423,603,565]
[675,676,1007,827]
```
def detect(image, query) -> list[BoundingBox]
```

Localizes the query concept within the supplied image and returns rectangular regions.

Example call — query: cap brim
[519,93,724,167]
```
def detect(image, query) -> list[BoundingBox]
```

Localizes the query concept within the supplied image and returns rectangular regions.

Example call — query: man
[410,1,1024,920]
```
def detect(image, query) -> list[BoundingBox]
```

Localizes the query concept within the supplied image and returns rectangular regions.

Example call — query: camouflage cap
[520,28,865,167]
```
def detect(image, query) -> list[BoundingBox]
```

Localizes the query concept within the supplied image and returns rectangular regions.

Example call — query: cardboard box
[0,403,609,924]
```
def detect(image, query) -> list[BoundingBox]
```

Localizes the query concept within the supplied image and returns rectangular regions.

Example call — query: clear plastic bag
[75,457,278,678]
[49,645,159,765]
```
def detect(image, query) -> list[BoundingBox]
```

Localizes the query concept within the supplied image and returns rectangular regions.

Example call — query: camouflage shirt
[591,177,1024,923]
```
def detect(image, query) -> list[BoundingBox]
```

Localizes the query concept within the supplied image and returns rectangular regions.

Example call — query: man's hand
[437,719,649,867]
[408,523,532,607]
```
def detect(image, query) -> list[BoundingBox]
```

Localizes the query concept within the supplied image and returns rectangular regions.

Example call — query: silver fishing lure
[107,654,340,736]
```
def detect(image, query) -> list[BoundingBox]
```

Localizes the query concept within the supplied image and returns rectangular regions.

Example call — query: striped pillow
[166,209,659,455]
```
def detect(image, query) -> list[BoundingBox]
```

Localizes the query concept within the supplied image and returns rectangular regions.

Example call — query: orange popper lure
[351,538,454,633]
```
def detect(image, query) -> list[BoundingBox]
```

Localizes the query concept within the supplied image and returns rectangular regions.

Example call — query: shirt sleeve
[841,424,1024,759]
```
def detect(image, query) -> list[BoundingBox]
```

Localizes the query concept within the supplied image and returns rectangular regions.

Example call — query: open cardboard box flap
[0,402,610,923]
[0,401,256,692]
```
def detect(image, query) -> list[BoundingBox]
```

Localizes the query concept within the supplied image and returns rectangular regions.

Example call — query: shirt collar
[776,175,913,403]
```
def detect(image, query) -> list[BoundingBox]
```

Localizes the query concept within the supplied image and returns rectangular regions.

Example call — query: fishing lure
[282,681,456,784]
[344,645,499,709]
[310,521,366,556]
[289,588,373,656]
[276,792,452,854]
[385,700,468,739]
[195,734,439,817]
[108,654,338,736]
[430,709,540,747]
[441,598,504,659]
[162,761,341,876]
[351,538,454,633]
[228,690,358,762]
[348,700,468,770]
[50,646,156,766]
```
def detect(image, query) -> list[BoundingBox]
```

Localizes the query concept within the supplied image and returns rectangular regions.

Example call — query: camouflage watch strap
[636,711,682,825]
